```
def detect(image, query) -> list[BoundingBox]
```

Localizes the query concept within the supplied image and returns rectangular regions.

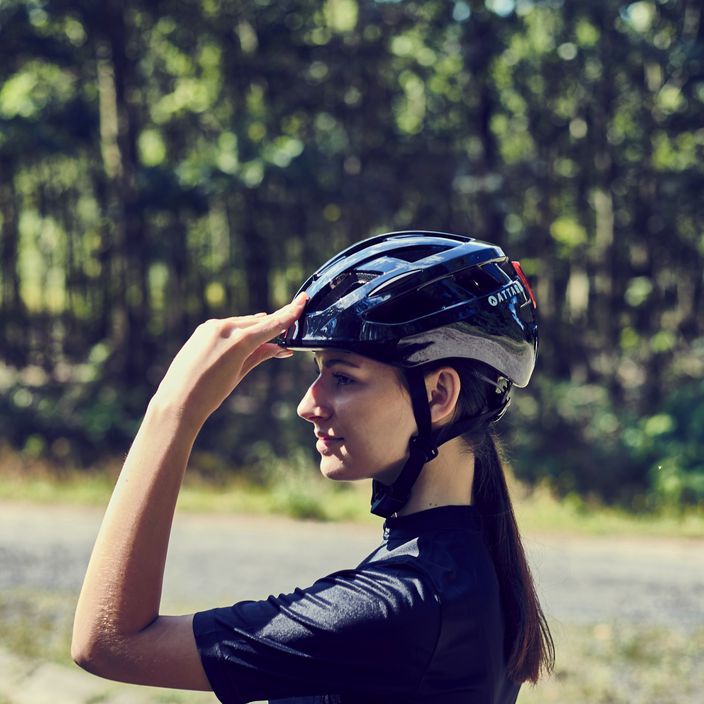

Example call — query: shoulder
[195,558,444,667]
[264,559,442,636]
[332,558,442,620]
[193,560,443,701]
[195,557,442,643]
[372,519,496,601]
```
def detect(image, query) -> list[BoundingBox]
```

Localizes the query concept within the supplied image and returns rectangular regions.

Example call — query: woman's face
[296,350,417,483]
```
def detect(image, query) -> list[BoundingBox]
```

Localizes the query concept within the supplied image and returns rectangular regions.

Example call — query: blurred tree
[0,0,701,504]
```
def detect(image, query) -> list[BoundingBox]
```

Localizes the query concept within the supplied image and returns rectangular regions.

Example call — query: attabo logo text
[488,282,523,307]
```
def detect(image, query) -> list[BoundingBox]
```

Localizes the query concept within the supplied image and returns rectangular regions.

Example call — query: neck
[396,438,474,516]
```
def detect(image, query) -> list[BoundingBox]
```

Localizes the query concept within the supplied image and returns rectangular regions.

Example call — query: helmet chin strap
[370,368,433,518]
[370,368,510,518]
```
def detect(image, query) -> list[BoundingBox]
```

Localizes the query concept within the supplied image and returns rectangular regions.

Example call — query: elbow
[72,606,103,673]
[71,647,92,673]
[71,628,118,678]
[71,634,103,674]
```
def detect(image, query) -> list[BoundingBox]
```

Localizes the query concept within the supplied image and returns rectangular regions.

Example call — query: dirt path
[1,501,703,702]
[2,501,703,628]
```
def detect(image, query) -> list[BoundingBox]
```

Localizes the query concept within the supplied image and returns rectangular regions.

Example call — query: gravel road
[1,500,703,703]
[2,501,703,629]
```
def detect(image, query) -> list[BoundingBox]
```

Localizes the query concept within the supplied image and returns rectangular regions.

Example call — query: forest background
[1,0,703,512]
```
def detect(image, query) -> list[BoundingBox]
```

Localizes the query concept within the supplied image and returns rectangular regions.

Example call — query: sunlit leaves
[263,136,304,168]
[394,71,425,134]
[216,132,239,174]
[491,113,535,164]
[485,0,515,18]
[620,2,656,33]
[1,0,702,501]
[324,0,358,33]
[550,217,588,253]
[138,128,167,166]
[575,18,600,47]
[0,63,75,119]
[0,71,38,118]
[625,277,654,307]
[652,130,702,171]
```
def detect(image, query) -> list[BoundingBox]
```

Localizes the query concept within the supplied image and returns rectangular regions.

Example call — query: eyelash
[312,365,354,387]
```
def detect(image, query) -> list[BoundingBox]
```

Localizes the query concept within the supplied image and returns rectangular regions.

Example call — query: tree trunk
[94,1,150,387]
[0,155,29,367]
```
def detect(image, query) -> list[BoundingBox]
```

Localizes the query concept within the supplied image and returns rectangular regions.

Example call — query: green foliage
[0,0,703,508]
[509,380,646,501]
[641,380,704,508]
[508,375,704,508]
[0,354,147,467]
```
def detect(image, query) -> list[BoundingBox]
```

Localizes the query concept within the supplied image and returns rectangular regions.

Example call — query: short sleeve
[192,562,441,704]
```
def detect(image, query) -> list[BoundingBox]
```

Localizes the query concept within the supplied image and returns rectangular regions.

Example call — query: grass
[0,447,375,522]
[512,482,704,539]
[0,589,216,703]
[2,451,702,704]
[518,621,704,704]
[1,585,702,704]
[0,587,76,664]
[0,445,703,538]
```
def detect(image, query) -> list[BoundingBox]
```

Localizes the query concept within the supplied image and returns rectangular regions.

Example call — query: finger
[222,312,269,328]
[214,311,279,340]
[244,293,308,344]
[241,342,288,376]
[223,299,302,330]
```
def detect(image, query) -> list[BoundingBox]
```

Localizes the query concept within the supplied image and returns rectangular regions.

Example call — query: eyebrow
[313,356,361,370]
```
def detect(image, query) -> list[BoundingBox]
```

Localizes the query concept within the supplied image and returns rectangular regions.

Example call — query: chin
[319,460,358,481]
[319,455,405,483]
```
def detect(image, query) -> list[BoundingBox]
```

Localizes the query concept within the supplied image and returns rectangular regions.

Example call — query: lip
[315,432,343,441]
[315,433,343,455]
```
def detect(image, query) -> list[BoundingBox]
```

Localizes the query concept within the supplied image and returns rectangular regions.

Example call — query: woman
[72,231,553,703]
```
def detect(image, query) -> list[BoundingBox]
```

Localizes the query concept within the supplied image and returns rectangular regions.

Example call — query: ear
[424,367,461,427]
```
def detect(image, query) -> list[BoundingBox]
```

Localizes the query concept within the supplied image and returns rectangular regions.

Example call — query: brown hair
[423,358,554,683]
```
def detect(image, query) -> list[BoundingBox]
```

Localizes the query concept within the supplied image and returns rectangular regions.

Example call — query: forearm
[73,396,200,656]
[71,298,306,684]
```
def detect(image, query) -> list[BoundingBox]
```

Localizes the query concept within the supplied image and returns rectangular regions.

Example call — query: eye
[333,373,354,386]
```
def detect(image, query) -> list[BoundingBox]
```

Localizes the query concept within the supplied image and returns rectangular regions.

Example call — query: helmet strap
[369,369,511,518]
[370,368,436,517]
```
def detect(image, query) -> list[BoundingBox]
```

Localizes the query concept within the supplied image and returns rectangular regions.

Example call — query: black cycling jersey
[193,505,520,704]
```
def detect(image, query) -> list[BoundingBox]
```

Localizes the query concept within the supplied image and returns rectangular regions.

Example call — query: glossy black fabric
[193,505,520,704]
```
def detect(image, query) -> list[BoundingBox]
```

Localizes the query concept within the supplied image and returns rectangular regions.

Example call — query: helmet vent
[453,266,503,295]
[393,245,445,263]
[366,279,465,324]
[315,270,377,310]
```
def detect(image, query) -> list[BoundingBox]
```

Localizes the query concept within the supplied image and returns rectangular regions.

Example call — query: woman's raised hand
[152,293,307,431]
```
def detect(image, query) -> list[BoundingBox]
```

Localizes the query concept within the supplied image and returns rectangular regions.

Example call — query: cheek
[347,390,416,459]
[380,384,416,434]
[314,378,417,479]
[378,406,416,459]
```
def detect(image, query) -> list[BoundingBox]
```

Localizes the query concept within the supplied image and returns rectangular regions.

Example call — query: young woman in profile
[73,231,553,703]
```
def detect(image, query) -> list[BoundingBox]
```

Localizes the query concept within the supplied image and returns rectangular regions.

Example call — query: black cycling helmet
[280,230,538,517]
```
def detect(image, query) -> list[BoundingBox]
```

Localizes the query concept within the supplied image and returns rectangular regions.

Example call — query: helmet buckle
[409,436,439,463]
[370,480,409,518]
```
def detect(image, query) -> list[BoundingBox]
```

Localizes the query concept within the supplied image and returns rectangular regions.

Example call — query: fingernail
[276,349,294,359]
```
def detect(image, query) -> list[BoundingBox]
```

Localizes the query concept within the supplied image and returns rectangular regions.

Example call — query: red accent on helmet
[511,261,537,308]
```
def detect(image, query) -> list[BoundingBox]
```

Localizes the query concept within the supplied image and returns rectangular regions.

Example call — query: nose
[297,378,332,423]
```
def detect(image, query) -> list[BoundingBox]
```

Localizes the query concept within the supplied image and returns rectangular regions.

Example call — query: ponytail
[419,358,554,683]
[473,431,554,683]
